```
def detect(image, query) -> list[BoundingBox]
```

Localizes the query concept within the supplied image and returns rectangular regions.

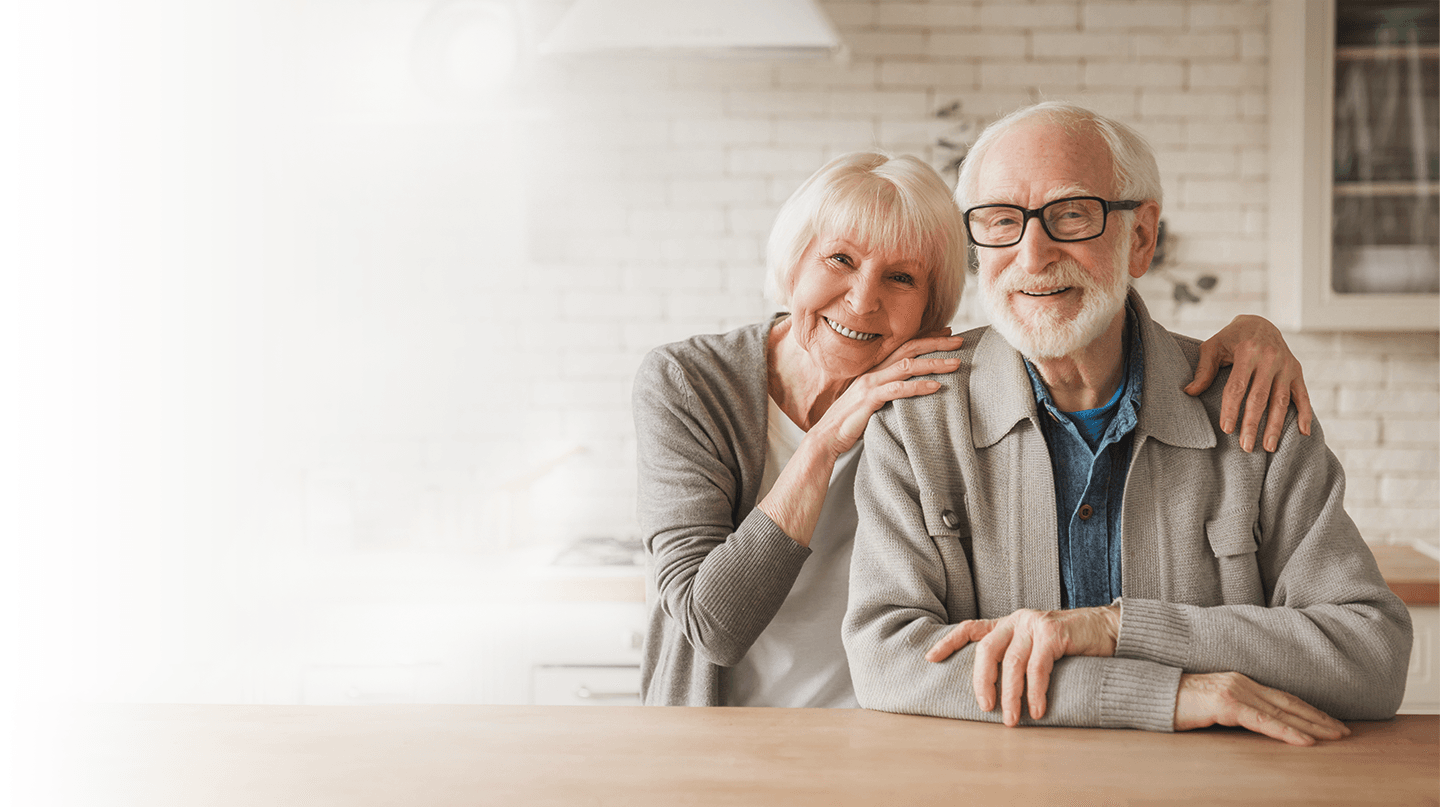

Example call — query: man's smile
[1019,287,1072,297]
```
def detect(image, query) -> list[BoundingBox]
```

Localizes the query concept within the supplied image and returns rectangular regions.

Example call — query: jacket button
[942,510,960,529]
[1078,504,1094,520]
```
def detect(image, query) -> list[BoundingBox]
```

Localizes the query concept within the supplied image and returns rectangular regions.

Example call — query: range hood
[538,0,844,58]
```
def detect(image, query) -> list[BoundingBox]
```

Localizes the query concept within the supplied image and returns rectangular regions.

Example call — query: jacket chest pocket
[1206,521,1264,605]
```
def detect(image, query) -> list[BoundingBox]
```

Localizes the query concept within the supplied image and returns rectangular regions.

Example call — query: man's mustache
[985,259,1093,296]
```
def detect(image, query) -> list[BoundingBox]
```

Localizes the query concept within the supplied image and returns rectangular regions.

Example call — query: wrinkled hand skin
[926,605,1121,725]
[1175,671,1349,746]
[814,331,965,460]
[1187,314,1313,453]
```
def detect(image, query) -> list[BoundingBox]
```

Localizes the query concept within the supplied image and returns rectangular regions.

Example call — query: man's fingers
[1253,685,1349,739]
[1026,649,1055,721]
[971,625,1012,712]
[1232,703,1319,747]
[925,620,990,663]
[999,635,1033,727]
[1177,672,1348,746]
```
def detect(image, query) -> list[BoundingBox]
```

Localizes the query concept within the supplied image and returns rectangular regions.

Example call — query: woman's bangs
[816,183,936,267]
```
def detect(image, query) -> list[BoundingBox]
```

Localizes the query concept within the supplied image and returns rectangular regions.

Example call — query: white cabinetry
[533,665,643,706]
[1269,0,1439,331]
[1401,605,1440,714]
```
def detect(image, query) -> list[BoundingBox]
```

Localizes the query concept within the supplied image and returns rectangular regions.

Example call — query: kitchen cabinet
[532,664,642,706]
[280,548,645,707]
[1269,0,1439,331]
[1403,605,1439,714]
[1374,544,1440,714]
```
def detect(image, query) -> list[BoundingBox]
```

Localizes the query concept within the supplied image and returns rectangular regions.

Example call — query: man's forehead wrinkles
[974,182,1096,208]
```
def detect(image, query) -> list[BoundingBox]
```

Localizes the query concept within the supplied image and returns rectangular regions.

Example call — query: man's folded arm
[1112,415,1413,720]
[843,406,1182,732]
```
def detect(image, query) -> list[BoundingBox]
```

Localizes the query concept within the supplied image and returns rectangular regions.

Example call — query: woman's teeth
[826,318,878,341]
[1020,287,1071,297]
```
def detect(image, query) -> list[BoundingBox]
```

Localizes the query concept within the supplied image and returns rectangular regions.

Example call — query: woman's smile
[824,317,879,341]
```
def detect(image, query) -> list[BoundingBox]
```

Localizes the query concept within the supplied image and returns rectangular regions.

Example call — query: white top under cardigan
[727,398,858,708]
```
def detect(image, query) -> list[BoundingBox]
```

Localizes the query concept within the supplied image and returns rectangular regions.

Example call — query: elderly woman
[633,152,1310,708]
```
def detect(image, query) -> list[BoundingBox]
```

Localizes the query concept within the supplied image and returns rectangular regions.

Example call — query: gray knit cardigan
[633,314,813,706]
[844,291,1413,731]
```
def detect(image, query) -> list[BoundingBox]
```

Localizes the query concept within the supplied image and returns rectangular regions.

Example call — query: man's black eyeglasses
[963,197,1143,248]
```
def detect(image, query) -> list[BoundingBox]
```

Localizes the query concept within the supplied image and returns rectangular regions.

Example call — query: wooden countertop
[1373,545,1440,606]
[58,705,1439,806]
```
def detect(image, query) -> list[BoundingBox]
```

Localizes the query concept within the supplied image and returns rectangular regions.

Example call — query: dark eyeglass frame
[963,197,1144,248]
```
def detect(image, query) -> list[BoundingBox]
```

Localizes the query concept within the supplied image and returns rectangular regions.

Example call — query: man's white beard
[980,232,1133,360]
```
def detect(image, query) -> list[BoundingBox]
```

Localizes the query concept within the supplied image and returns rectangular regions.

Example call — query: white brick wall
[514,0,1436,552]
[249,0,1436,556]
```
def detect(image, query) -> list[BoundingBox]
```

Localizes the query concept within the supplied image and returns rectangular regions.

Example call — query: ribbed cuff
[1099,658,1183,733]
[1114,597,1191,669]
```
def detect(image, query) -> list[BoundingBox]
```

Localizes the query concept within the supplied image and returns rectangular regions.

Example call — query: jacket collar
[968,289,1215,451]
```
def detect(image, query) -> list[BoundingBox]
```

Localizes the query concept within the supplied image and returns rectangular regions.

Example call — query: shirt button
[942,510,960,529]
[1078,504,1094,520]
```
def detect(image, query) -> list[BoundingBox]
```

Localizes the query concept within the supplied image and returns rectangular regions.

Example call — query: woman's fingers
[877,334,965,371]
[1189,315,1312,452]
[1291,374,1315,437]
[1186,338,1224,396]
[1237,351,1278,452]
[1260,376,1292,453]
[1219,350,1260,447]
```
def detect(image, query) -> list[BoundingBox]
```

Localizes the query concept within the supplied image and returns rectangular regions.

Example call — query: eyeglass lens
[967,198,1108,246]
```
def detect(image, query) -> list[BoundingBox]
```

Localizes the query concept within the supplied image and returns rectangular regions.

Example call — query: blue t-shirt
[1022,311,1144,609]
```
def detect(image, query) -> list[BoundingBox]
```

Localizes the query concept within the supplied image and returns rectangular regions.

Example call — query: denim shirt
[1023,310,1144,609]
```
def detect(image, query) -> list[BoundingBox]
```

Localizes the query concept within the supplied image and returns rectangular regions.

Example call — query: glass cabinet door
[1331,0,1439,296]
[1270,0,1439,331]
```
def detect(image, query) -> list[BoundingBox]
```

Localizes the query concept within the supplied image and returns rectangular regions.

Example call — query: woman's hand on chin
[814,331,966,457]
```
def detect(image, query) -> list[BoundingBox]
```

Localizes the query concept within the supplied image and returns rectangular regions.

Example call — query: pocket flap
[1205,520,1258,558]
[922,496,965,538]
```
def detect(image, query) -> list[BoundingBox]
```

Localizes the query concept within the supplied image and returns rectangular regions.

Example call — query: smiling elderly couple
[632,101,1411,746]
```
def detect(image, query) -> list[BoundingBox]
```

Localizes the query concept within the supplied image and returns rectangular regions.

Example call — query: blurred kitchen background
[3,0,1436,710]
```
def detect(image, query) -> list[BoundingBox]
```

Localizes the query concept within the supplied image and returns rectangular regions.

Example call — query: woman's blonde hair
[765,152,967,333]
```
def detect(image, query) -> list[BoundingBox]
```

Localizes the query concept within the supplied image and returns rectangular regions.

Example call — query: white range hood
[538,0,844,58]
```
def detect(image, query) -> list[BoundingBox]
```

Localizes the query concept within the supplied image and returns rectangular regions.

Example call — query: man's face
[972,120,1150,360]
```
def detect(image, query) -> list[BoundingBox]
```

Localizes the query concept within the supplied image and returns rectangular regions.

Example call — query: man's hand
[1186,314,1313,453]
[925,605,1121,726]
[1175,672,1350,746]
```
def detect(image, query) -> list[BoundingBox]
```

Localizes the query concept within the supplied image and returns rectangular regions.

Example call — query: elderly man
[842,102,1412,746]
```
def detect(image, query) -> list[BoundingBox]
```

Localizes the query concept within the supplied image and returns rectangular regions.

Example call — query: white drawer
[531,665,641,706]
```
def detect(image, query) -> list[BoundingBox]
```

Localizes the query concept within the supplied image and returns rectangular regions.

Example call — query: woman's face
[787,231,932,381]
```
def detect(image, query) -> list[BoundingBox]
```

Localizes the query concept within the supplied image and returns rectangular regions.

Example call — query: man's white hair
[954,101,1164,215]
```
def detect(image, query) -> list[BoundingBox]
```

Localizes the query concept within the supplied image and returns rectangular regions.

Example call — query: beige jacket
[843,292,1412,731]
